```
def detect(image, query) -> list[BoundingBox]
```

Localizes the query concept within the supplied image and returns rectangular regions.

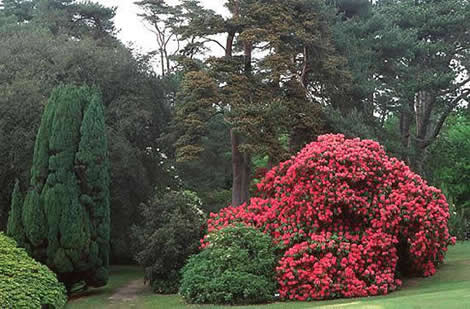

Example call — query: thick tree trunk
[267,156,274,170]
[415,91,434,145]
[231,129,242,206]
[229,1,252,206]
[399,106,411,148]
[240,151,251,204]
[399,101,413,166]
[160,48,165,77]
[231,130,250,206]
[413,91,434,175]
[226,27,250,206]
[164,49,170,74]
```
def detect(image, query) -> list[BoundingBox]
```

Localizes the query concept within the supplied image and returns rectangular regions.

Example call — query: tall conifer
[8,85,110,289]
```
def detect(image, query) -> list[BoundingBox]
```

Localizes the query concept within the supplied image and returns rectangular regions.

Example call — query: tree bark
[231,129,243,206]
[225,19,251,205]
[229,0,252,206]
[159,47,165,77]
[413,90,434,175]
[230,130,251,206]
[225,31,235,57]
[399,101,413,166]
[300,46,309,88]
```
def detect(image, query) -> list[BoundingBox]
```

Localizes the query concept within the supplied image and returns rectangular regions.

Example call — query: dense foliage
[7,85,110,289]
[332,0,470,174]
[428,113,470,239]
[132,190,206,293]
[145,0,342,206]
[206,134,455,300]
[180,225,277,305]
[0,233,67,308]
[1,1,469,305]
[0,1,172,264]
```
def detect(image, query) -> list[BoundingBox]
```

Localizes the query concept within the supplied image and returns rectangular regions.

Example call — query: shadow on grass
[69,288,110,301]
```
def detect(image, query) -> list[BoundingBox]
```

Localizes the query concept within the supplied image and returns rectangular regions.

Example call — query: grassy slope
[67,242,470,309]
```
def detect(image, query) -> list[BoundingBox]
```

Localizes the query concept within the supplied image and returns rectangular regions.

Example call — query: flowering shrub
[205,134,455,301]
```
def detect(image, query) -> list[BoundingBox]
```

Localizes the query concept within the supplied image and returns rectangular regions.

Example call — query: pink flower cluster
[204,134,455,300]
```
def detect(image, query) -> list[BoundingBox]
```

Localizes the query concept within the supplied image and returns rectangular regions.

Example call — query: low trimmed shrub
[132,190,206,293]
[179,224,277,305]
[0,233,67,308]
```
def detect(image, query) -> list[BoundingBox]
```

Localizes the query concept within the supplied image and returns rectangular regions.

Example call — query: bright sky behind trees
[94,0,228,54]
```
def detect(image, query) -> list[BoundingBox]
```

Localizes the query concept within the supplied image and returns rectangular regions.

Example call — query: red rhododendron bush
[205,134,455,301]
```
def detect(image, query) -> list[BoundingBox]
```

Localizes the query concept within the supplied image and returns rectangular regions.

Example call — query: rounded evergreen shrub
[0,233,67,308]
[206,134,455,300]
[179,224,277,305]
[132,190,206,293]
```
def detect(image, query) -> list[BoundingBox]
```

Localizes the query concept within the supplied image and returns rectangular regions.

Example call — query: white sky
[95,0,228,55]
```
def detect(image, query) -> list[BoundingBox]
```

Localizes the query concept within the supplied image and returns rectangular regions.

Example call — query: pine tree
[14,85,110,289]
[333,0,470,174]
[148,0,346,206]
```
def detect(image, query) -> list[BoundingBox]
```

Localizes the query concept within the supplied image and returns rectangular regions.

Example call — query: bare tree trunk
[240,152,251,204]
[415,91,434,145]
[413,91,434,175]
[164,49,170,74]
[229,0,252,206]
[300,46,309,88]
[399,101,413,166]
[231,131,251,206]
[160,48,165,77]
[225,34,234,58]
[237,41,253,205]
[225,27,249,205]
[267,156,274,170]
[231,129,243,206]
[289,46,314,153]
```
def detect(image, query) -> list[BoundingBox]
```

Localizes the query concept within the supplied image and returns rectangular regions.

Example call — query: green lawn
[67,242,470,309]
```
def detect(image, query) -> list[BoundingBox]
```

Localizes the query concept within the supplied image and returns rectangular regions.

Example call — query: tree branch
[206,110,225,122]
[201,37,226,52]
[440,76,470,95]
[423,89,470,148]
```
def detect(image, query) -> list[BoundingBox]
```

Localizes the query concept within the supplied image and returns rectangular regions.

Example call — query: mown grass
[66,242,470,309]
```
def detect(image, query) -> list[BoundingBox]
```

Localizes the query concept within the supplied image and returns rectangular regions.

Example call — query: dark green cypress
[6,180,25,246]
[15,85,110,289]
[75,91,110,287]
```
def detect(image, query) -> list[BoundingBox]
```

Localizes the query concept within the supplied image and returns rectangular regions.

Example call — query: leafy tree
[429,112,470,214]
[135,0,183,76]
[0,1,172,264]
[7,85,110,289]
[132,190,206,293]
[176,114,233,213]
[3,0,116,37]
[1,0,36,22]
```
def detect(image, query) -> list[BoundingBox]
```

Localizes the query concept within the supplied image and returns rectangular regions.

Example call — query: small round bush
[132,190,206,293]
[206,134,455,300]
[0,233,67,308]
[179,224,277,305]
